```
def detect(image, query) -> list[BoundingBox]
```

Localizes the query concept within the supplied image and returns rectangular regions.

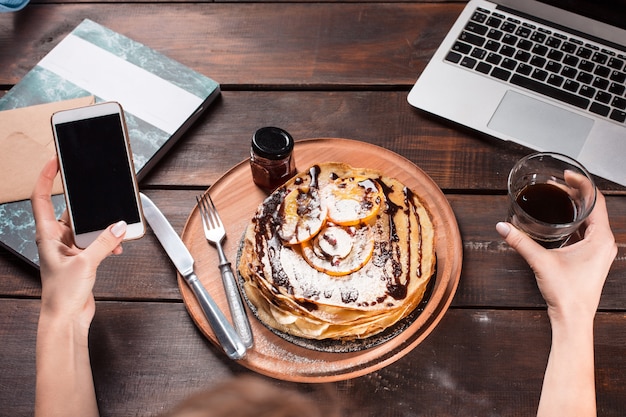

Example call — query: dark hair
[160,375,339,417]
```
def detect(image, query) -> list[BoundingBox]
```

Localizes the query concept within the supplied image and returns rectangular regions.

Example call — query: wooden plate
[179,138,462,382]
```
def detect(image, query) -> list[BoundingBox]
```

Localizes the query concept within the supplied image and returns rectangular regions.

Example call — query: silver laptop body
[408,0,626,186]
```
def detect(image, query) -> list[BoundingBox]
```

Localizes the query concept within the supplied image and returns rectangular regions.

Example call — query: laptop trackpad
[488,90,593,157]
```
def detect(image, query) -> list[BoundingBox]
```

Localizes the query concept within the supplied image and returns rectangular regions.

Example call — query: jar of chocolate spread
[250,127,296,192]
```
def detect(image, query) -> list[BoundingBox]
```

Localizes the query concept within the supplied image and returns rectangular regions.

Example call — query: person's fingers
[564,169,596,198]
[82,221,127,263]
[579,192,618,264]
[582,191,610,236]
[31,157,60,227]
[496,221,545,266]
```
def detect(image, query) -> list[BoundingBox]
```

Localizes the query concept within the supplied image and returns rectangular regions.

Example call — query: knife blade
[140,193,247,360]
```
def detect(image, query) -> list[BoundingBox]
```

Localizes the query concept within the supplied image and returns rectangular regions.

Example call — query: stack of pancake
[238,162,436,341]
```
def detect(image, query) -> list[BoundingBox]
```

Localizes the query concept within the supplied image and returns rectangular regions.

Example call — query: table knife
[140,193,247,360]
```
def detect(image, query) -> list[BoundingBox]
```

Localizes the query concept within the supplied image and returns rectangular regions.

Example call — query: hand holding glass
[507,152,596,248]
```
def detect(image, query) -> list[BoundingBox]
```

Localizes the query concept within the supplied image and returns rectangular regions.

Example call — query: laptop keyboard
[445,7,626,124]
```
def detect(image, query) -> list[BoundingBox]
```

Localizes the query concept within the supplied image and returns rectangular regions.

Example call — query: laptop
[408,0,626,187]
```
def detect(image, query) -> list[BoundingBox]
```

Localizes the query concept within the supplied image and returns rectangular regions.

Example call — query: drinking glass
[507,152,596,248]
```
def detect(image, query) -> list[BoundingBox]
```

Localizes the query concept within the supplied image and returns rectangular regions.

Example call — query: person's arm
[32,157,127,417]
[496,190,616,417]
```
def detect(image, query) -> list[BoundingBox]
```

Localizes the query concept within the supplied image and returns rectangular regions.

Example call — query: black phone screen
[55,114,141,234]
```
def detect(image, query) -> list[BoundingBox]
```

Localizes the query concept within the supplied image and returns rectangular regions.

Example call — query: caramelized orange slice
[301,224,374,276]
[322,177,384,226]
[277,186,327,245]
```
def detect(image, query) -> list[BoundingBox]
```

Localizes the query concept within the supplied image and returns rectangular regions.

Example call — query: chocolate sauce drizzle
[251,167,425,306]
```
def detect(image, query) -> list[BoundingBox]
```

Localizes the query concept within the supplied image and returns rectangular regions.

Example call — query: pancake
[238,162,436,341]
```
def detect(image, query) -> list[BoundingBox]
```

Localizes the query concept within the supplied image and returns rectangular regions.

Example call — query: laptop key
[589,102,610,117]
[563,79,580,92]
[500,45,516,57]
[460,31,485,47]
[532,44,549,56]
[445,51,463,64]
[510,74,590,109]
[471,48,487,60]
[530,31,547,43]
[466,22,489,36]
[491,67,511,81]
[579,85,596,98]
[612,97,626,110]
[609,71,626,83]
[579,60,594,72]
[531,68,548,82]
[485,40,501,52]
[471,11,488,23]
[476,62,492,74]
[561,66,577,79]
[609,83,625,96]
[546,36,562,48]
[515,50,531,63]
[452,41,472,54]
[547,49,564,61]
[561,42,577,54]
[530,55,547,68]
[610,109,626,123]
[460,56,478,69]
[501,58,517,70]
[517,39,533,51]
[594,91,612,104]
[563,54,579,66]
[594,65,610,78]
[607,57,624,70]
[502,34,517,45]
[576,47,593,59]
[515,26,532,38]
[546,61,562,73]
[577,72,593,85]
[487,29,503,41]
[592,51,608,65]
[486,16,502,28]
[516,63,533,76]
[592,77,609,90]
[547,74,564,87]
[486,52,502,65]
[501,21,517,33]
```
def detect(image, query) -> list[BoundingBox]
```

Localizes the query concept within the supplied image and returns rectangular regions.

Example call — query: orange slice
[322,177,384,226]
[301,224,374,276]
[277,186,327,245]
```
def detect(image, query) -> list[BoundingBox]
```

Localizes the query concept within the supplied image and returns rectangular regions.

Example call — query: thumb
[82,221,127,263]
[496,221,544,266]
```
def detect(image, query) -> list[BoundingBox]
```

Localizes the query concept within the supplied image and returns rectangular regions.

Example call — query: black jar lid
[251,127,294,160]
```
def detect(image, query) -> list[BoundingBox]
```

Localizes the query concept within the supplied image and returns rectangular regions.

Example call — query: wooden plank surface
[2,190,625,310]
[0,3,462,85]
[1,299,625,416]
[1,1,625,416]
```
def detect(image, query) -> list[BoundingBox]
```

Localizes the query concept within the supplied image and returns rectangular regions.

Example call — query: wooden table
[1,1,625,415]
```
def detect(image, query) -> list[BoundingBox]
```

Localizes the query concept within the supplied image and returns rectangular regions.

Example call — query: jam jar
[250,127,297,191]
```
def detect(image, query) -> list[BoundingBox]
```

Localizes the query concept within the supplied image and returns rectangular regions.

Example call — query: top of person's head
[160,375,338,417]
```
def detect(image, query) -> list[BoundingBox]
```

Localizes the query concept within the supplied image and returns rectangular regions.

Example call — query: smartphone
[51,101,145,248]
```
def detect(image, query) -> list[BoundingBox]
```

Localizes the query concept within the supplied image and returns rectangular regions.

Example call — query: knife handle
[185,272,247,360]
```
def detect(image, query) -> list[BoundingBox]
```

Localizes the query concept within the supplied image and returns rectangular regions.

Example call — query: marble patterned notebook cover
[0,19,220,267]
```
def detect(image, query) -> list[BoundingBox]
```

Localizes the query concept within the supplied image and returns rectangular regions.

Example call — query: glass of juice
[507,152,597,248]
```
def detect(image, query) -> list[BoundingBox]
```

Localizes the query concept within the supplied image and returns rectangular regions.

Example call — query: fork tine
[196,195,209,228]
[197,193,223,231]
[206,193,223,228]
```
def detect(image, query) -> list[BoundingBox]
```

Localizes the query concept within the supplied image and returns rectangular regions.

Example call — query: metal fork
[196,193,253,349]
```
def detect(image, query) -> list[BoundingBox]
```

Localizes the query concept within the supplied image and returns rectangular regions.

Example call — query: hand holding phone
[51,101,145,248]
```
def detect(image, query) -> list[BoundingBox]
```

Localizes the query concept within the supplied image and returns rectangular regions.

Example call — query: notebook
[0,19,220,267]
[408,0,626,187]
